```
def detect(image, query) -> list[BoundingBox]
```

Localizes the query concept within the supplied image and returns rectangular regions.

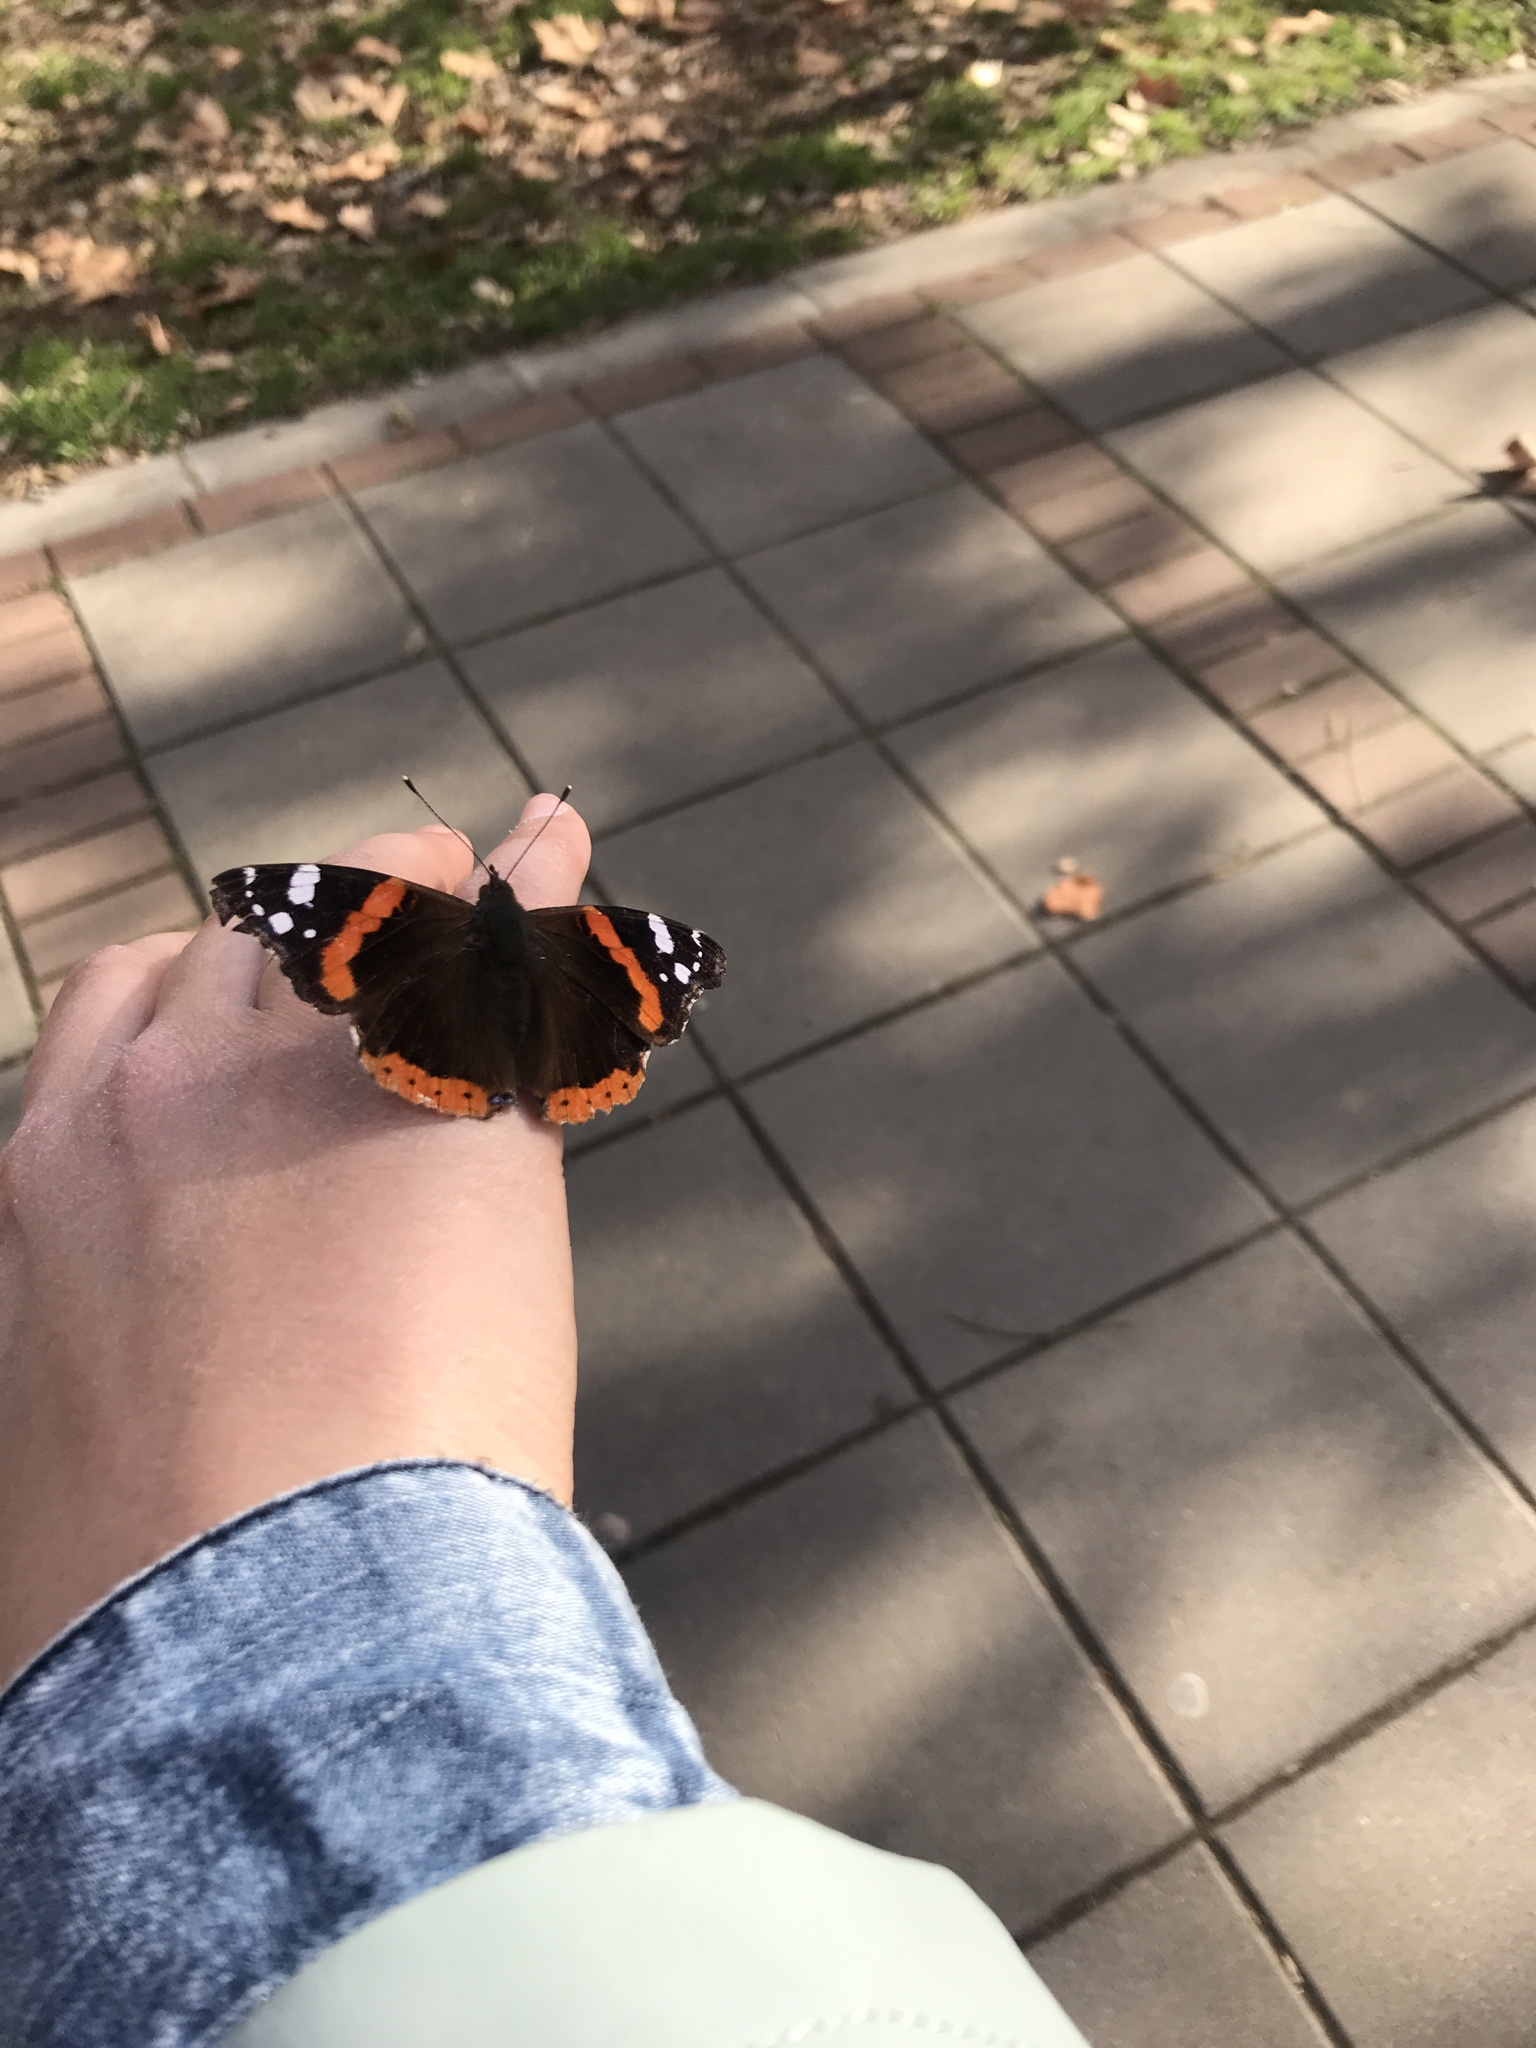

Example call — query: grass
[1,0,1532,488]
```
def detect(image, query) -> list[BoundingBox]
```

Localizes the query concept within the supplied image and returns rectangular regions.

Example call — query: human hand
[0,794,591,1689]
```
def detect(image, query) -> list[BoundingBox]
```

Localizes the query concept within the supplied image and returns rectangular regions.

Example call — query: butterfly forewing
[527,905,724,1047]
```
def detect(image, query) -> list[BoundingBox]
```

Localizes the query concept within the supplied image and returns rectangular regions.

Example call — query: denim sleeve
[0,1460,734,2048]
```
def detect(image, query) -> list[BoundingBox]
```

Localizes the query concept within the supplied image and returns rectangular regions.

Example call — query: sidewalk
[9,85,1536,2046]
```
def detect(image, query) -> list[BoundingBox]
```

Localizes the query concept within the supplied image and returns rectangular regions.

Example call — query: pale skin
[0,794,592,1690]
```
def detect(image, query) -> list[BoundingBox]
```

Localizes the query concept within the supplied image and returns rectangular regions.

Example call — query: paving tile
[1294,717,1463,813]
[1354,765,1521,868]
[579,355,704,416]
[1215,173,1330,220]
[1196,629,1350,715]
[1247,670,1407,762]
[1146,587,1299,670]
[890,638,1322,915]
[463,568,849,834]
[2,816,178,923]
[1414,820,1536,922]
[963,257,1288,431]
[1030,231,1139,278]
[958,1233,1536,1808]
[811,290,927,341]
[1111,370,1462,575]
[874,347,1031,437]
[930,259,1043,307]
[0,452,191,553]
[625,1415,1186,1926]
[192,465,336,538]
[1223,1626,1536,2048]
[1488,732,1536,805]
[1127,202,1242,248]
[454,389,588,454]
[70,499,420,751]
[568,1097,906,1540]
[22,869,201,983]
[1164,196,1487,360]
[0,719,127,807]
[1467,895,1536,982]
[0,769,153,866]
[1351,137,1536,289]
[1058,504,1202,585]
[0,1060,26,1144]
[740,483,1119,723]
[1280,501,1536,753]
[983,440,1125,510]
[839,314,969,375]
[1400,115,1501,161]
[356,420,706,643]
[694,323,818,379]
[947,406,1080,473]
[1074,828,1536,1203]
[0,672,111,751]
[49,503,197,580]
[0,922,34,1061]
[0,591,90,695]
[1326,301,1536,479]
[393,355,523,432]
[746,955,1270,1381]
[1016,469,1157,543]
[0,550,50,601]
[327,428,462,492]
[1315,141,1417,186]
[1109,546,1251,627]
[1029,1845,1329,2048]
[147,660,528,881]
[614,354,956,555]
[596,744,1026,1075]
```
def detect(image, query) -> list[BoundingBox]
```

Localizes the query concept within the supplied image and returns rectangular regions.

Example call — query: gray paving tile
[746,955,1270,1382]
[890,638,1323,914]
[1488,732,1536,804]
[1224,1624,1536,2048]
[1324,300,1536,479]
[148,660,527,883]
[1109,369,1461,574]
[626,1415,1186,1927]
[1352,138,1536,291]
[738,484,1120,724]
[1029,1845,1329,2048]
[462,568,852,835]
[180,394,398,492]
[0,1060,25,1145]
[70,500,420,752]
[612,354,955,555]
[957,1234,1536,1808]
[1074,829,1536,1204]
[963,256,1287,430]
[594,744,1026,1075]
[0,920,32,1059]
[1163,195,1488,361]
[0,452,191,553]
[1310,1095,1536,1493]
[355,422,706,643]
[569,1097,906,1540]
[1279,501,1536,754]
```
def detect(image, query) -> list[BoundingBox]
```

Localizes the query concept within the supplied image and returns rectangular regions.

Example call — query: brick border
[4,101,1536,1013]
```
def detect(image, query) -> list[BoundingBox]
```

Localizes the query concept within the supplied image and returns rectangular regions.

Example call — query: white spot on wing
[268,910,294,934]
[303,929,316,940]
[243,867,255,883]
[287,863,321,906]
[251,904,265,917]
[647,912,674,955]
[675,962,691,983]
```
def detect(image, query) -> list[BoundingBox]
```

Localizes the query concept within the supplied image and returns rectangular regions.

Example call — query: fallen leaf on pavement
[182,94,232,146]
[265,197,327,232]
[405,191,450,218]
[797,39,844,76]
[0,249,41,287]
[441,48,503,81]
[1264,8,1332,45]
[1505,432,1536,475]
[338,202,376,240]
[533,14,606,65]
[208,46,245,71]
[313,140,401,183]
[1041,871,1104,920]
[353,35,402,64]
[134,310,179,355]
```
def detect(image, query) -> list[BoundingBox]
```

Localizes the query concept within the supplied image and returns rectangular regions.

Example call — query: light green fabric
[225,1799,1091,2047]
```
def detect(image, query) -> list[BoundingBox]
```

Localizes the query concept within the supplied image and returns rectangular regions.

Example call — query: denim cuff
[0,1460,733,2048]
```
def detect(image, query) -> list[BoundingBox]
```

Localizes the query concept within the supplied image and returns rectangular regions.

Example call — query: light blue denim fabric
[0,1460,734,2048]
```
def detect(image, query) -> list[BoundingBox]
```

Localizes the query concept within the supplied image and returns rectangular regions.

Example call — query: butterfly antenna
[402,776,486,878]
[504,785,573,880]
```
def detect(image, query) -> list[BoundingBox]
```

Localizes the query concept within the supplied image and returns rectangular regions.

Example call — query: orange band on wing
[360,1047,495,1119]
[542,1063,646,1125]
[319,877,409,1001]
[581,907,663,1035]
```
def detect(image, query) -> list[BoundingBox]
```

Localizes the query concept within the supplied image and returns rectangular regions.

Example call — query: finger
[149,911,267,1018]
[22,933,192,1106]
[480,794,591,912]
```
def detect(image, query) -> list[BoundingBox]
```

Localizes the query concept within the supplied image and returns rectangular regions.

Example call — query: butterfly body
[210,862,725,1124]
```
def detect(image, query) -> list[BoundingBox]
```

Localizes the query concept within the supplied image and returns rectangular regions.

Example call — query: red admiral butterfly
[209,853,725,1125]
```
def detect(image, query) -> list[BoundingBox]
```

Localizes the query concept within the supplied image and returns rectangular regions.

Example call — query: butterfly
[209,858,725,1123]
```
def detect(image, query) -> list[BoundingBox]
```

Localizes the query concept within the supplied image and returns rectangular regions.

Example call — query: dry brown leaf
[797,39,844,76]
[533,13,606,65]
[182,174,210,200]
[440,47,503,81]
[264,197,327,232]
[627,111,671,143]
[0,249,41,287]
[133,310,179,356]
[471,275,515,306]
[197,262,262,308]
[214,169,258,195]
[313,140,402,183]
[366,81,409,127]
[338,202,376,240]
[1133,70,1181,104]
[1505,433,1536,475]
[454,106,493,136]
[674,0,722,29]
[532,80,602,114]
[625,147,655,171]
[405,191,450,218]
[46,238,141,305]
[1167,0,1217,14]
[1222,69,1250,90]
[1224,33,1259,52]
[1264,8,1332,44]
[513,149,560,179]
[1040,871,1104,920]
[182,94,232,147]
[613,0,676,18]
[208,45,245,71]
[293,77,350,122]
[574,117,617,156]
[194,349,235,370]
[352,34,403,64]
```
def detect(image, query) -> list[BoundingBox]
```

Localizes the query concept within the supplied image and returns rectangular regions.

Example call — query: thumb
[475,793,591,911]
